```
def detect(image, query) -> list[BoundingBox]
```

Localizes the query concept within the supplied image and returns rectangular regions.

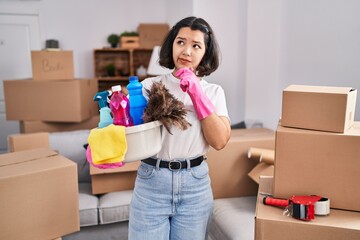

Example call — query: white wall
[164,0,193,27]
[245,0,283,129]
[2,0,360,131]
[193,0,248,125]
[245,0,360,129]
[40,0,169,79]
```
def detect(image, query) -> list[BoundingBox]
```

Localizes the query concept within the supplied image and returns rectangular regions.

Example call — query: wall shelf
[93,47,152,91]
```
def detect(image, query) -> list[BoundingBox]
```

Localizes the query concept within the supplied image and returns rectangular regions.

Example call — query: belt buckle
[169,160,182,171]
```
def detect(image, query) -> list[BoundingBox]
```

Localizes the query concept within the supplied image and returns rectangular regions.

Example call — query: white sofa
[38,128,274,240]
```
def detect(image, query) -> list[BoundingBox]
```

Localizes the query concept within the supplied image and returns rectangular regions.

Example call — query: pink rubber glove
[86,145,125,169]
[176,68,215,120]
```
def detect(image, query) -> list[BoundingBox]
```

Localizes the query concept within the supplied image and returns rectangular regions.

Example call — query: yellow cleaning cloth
[88,124,127,164]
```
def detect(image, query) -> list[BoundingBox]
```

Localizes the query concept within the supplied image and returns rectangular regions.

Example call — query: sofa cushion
[79,183,99,227]
[49,130,91,183]
[99,190,133,225]
[208,196,257,240]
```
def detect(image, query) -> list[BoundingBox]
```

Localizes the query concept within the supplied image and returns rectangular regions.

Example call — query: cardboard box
[273,122,360,212]
[255,177,360,240]
[20,115,100,133]
[31,50,74,81]
[248,162,274,184]
[8,132,50,152]
[121,36,140,48]
[90,161,140,194]
[0,148,79,240]
[247,148,274,184]
[4,78,98,122]
[207,128,275,199]
[138,23,170,49]
[281,85,357,133]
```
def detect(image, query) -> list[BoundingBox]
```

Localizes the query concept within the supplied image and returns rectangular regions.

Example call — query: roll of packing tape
[315,197,330,216]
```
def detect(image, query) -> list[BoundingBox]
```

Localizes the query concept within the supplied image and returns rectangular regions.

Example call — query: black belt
[142,156,204,171]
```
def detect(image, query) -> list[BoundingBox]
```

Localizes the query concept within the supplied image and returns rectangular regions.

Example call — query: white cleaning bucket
[124,120,162,162]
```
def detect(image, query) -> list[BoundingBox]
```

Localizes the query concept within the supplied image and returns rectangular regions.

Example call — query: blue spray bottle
[93,90,113,128]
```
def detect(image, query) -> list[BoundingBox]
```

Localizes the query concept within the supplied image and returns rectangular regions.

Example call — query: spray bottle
[93,90,113,128]
[110,85,133,127]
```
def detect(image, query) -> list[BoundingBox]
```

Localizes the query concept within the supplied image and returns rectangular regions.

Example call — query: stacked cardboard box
[281,85,357,133]
[31,51,74,81]
[207,128,275,199]
[20,115,100,133]
[3,50,99,133]
[7,131,141,195]
[255,177,360,240]
[90,162,140,194]
[255,85,360,239]
[274,122,360,211]
[0,148,79,240]
[138,23,170,49]
[274,85,359,211]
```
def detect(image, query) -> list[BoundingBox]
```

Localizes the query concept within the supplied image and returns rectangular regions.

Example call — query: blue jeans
[129,159,213,240]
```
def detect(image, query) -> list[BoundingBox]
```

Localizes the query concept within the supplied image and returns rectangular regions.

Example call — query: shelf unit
[93,48,153,92]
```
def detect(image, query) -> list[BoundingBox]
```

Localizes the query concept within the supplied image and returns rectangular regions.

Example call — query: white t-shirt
[142,73,229,160]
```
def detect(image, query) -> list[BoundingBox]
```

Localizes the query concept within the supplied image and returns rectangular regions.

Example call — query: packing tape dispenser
[263,195,330,221]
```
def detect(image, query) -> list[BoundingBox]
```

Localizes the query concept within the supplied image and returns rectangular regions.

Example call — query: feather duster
[143,81,191,134]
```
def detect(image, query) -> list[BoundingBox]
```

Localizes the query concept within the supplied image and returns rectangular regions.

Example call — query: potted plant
[107,34,119,48]
[120,31,139,37]
[106,64,116,76]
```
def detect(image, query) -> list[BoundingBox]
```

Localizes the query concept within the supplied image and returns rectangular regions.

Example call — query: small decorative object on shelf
[136,65,147,77]
[45,39,60,50]
[107,34,120,48]
[106,64,116,77]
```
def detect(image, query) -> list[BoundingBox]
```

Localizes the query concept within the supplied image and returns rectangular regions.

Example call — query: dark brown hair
[159,16,220,77]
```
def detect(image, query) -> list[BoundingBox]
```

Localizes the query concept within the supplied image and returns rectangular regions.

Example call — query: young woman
[129,16,231,240]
